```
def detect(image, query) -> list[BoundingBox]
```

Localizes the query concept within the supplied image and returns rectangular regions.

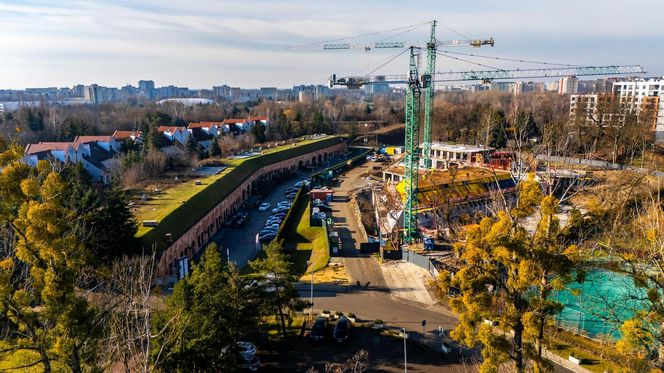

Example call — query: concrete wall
[157,141,347,276]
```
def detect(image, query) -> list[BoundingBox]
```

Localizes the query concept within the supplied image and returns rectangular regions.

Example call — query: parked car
[237,341,257,359]
[286,192,298,200]
[285,187,299,195]
[259,233,276,242]
[277,200,291,207]
[272,212,287,218]
[312,199,327,206]
[333,317,351,342]
[310,317,328,341]
[240,355,261,371]
[258,202,271,211]
[272,207,289,214]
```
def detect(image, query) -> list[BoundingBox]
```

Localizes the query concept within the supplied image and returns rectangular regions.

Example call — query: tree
[435,175,580,372]
[184,135,199,156]
[249,241,302,338]
[209,138,222,157]
[0,153,100,372]
[152,243,264,371]
[250,123,266,143]
[60,164,138,263]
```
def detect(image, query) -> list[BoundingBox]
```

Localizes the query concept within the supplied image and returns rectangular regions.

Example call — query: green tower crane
[422,20,437,170]
[403,46,422,241]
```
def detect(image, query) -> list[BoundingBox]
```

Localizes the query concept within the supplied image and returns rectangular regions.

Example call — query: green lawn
[281,195,329,276]
[135,136,344,252]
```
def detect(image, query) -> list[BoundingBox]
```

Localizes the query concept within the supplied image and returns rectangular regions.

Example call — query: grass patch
[282,197,329,276]
[545,328,624,372]
[135,136,344,252]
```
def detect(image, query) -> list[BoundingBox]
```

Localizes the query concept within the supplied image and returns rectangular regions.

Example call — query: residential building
[570,77,664,143]
[158,126,190,145]
[558,76,579,94]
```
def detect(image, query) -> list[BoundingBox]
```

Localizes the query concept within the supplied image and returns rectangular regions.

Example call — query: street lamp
[400,327,408,373]
[307,260,314,320]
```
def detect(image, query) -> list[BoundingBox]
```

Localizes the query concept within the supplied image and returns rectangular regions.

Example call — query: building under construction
[371,142,517,245]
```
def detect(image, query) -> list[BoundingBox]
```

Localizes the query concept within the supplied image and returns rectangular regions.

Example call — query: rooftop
[425,142,494,153]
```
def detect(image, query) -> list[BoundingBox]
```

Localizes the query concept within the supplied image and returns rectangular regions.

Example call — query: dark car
[333,317,351,342]
[310,317,328,341]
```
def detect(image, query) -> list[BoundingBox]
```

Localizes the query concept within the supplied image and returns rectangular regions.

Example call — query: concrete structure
[424,142,493,170]
[156,140,348,276]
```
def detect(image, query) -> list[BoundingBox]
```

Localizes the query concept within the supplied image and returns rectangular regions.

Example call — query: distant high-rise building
[558,76,579,94]
[259,87,278,99]
[546,81,559,92]
[138,80,155,91]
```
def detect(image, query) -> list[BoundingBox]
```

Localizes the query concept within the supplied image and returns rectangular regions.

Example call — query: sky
[0,0,662,89]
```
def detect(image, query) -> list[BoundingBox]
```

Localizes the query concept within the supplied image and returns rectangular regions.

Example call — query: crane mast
[403,46,422,241]
[422,20,437,170]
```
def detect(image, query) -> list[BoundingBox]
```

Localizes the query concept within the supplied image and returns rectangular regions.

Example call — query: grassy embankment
[280,194,329,276]
[133,136,343,252]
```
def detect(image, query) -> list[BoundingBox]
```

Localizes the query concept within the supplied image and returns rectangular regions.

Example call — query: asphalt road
[211,154,351,268]
[329,162,387,289]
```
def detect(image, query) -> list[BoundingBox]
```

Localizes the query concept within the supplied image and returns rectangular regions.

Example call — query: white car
[258,202,271,211]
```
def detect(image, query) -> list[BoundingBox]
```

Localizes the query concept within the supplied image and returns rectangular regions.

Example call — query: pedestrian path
[381,261,436,306]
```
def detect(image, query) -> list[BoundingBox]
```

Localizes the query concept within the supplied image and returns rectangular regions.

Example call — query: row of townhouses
[23,117,270,182]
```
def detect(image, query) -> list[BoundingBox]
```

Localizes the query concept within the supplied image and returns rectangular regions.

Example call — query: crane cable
[304,21,431,46]
[439,50,579,67]
[436,51,504,71]
[362,48,411,77]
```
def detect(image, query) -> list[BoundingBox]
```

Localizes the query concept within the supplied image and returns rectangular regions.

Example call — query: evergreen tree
[0,151,100,372]
[184,135,199,156]
[152,244,263,371]
[249,241,303,338]
[209,138,222,157]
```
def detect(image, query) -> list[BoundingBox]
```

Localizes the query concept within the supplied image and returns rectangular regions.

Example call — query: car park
[333,317,351,342]
[310,317,328,341]
[258,202,271,211]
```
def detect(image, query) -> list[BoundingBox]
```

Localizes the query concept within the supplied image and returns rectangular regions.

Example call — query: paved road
[329,163,387,289]
[211,154,351,268]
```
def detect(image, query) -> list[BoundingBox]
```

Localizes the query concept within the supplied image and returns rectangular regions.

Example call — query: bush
[374,319,383,324]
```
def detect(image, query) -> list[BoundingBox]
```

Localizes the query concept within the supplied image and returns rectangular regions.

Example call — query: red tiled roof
[222,118,248,124]
[157,126,186,133]
[25,142,74,155]
[187,121,223,129]
[112,130,140,139]
[74,135,114,144]
[249,116,269,121]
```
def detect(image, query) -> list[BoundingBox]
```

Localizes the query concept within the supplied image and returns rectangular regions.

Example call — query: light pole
[307,260,314,320]
[400,327,408,373]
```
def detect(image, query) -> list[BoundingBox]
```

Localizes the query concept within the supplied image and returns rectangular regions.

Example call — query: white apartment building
[570,77,664,143]
[613,78,664,142]
[558,76,579,94]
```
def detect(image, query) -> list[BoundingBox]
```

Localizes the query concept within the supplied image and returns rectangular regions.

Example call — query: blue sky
[0,0,662,89]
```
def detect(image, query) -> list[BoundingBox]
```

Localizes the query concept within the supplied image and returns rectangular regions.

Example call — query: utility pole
[307,260,314,320]
[400,327,408,373]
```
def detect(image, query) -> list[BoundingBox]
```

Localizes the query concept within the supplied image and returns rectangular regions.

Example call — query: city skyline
[1,0,663,89]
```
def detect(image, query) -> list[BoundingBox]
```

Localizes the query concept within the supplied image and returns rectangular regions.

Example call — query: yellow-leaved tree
[0,146,99,372]
[436,174,581,372]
